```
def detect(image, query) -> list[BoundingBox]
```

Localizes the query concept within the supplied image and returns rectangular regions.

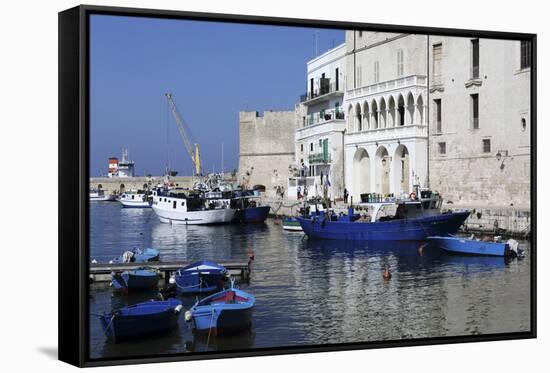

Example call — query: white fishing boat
[89,189,115,201]
[151,187,235,225]
[119,190,151,208]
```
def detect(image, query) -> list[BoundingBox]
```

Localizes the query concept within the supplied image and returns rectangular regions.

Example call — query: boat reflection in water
[185,330,256,353]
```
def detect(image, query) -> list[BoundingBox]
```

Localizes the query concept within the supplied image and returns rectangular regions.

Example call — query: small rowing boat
[111,268,159,292]
[427,235,521,257]
[174,260,227,294]
[100,299,182,343]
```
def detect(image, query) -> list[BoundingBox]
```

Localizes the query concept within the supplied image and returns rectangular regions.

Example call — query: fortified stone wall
[89,176,195,195]
[238,111,295,198]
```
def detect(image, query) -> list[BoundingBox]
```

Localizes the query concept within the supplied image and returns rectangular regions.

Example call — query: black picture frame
[59,4,537,367]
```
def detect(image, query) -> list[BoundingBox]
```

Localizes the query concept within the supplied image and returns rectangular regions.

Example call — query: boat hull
[101,300,181,343]
[297,211,470,241]
[282,217,303,231]
[119,200,151,208]
[152,206,236,225]
[111,270,159,292]
[427,235,510,256]
[189,289,255,336]
[233,206,270,223]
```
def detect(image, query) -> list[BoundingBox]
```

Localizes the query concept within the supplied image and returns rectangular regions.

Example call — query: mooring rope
[205,309,216,352]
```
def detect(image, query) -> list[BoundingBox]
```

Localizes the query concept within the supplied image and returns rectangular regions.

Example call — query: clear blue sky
[90,15,345,176]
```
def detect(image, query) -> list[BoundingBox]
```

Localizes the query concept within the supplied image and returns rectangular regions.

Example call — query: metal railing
[300,81,344,103]
[304,109,345,126]
[309,153,332,164]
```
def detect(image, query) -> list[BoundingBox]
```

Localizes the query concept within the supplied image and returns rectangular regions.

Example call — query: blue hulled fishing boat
[427,235,520,257]
[100,299,183,343]
[297,190,470,241]
[111,268,159,292]
[174,260,227,294]
[231,191,271,223]
[184,285,255,336]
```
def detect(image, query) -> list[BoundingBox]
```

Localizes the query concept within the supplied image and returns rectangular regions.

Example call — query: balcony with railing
[300,78,344,105]
[304,109,345,127]
[309,152,332,164]
[346,74,427,100]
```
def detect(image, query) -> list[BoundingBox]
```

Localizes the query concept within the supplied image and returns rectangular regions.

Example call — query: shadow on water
[185,331,256,353]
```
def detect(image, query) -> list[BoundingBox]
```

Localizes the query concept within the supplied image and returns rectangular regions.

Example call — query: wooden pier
[89,260,251,283]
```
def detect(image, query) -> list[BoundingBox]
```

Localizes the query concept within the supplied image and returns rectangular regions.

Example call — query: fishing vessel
[118,190,151,208]
[151,187,235,225]
[297,189,470,241]
[184,284,255,336]
[100,299,182,343]
[89,189,115,201]
[231,191,271,223]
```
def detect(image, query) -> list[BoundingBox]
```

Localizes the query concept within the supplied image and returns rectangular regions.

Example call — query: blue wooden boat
[297,191,470,241]
[100,299,182,343]
[111,268,159,292]
[110,247,160,264]
[174,260,227,294]
[185,286,255,336]
[427,235,516,257]
[231,192,271,223]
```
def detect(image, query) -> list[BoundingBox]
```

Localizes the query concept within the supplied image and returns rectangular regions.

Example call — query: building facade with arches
[343,32,429,201]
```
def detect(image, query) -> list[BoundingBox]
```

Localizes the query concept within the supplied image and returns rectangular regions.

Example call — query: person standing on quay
[344,188,349,204]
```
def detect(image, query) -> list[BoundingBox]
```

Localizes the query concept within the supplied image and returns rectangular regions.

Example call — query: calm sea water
[89,202,531,360]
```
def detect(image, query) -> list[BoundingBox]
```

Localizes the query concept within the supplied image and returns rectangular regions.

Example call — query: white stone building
[290,43,347,200]
[343,32,429,202]
[427,36,531,209]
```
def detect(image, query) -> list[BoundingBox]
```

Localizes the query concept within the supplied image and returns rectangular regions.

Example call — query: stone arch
[375,146,390,195]
[379,97,387,129]
[392,144,410,196]
[355,102,363,132]
[397,94,405,126]
[406,91,415,124]
[371,99,379,129]
[362,101,370,130]
[416,94,424,125]
[97,184,103,189]
[120,184,125,192]
[387,96,396,127]
[352,148,371,201]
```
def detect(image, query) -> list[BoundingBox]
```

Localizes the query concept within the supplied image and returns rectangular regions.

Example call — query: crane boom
[165,93,202,176]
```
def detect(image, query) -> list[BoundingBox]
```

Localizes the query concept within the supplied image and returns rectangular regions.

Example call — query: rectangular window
[397,49,404,77]
[471,39,479,78]
[438,142,446,155]
[434,99,442,133]
[471,94,479,129]
[374,61,379,83]
[300,144,303,153]
[356,65,362,87]
[521,40,532,69]
[433,43,442,84]
[335,67,339,90]
[482,139,491,153]
[358,31,362,37]
[310,143,313,152]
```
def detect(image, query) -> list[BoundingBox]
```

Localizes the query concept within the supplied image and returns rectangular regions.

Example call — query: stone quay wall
[89,176,196,195]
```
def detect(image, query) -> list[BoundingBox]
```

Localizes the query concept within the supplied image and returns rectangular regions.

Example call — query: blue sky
[90,15,345,176]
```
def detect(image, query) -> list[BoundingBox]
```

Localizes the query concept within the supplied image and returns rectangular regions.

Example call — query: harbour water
[89,202,531,360]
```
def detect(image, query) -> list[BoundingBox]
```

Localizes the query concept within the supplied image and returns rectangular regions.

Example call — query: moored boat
[90,188,116,201]
[151,187,236,225]
[231,192,270,223]
[111,268,159,292]
[297,190,470,241]
[118,189,151,208]
[282,217,303,231]
[427,234,520,257]
[100,299,182,343]
[184,286,255,336]
[109,247,160,264]
[174,260,227,294]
